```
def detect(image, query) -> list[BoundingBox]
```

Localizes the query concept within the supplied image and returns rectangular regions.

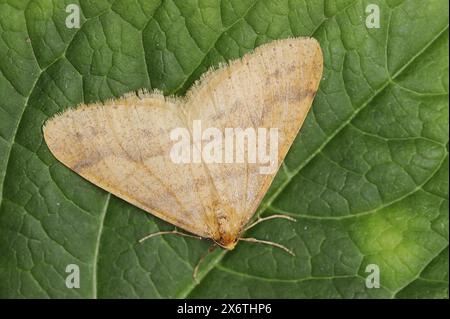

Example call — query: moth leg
[138,229,203,243]
[192,245,217,283]
[238,237,295,256]
[244,214,296,232]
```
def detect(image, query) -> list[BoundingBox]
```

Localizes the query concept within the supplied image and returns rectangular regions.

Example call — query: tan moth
[43,37,323,260]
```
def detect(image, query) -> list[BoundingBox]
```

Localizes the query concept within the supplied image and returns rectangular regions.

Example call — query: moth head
[215,235,238,250]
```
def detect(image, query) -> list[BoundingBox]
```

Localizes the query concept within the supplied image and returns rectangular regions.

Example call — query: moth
[44,37,323,260]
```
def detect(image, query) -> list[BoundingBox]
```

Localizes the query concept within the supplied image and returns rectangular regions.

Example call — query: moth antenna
[238,237,295,256]
[138,229,203,243]
[244,214,297,232]
[192,245,217,283]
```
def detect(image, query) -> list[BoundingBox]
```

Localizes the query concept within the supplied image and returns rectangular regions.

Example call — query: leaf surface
[0,0,448,298]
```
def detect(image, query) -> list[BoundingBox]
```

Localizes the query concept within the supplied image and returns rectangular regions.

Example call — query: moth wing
[43,95,218,238]
[44,37,323,244]
[184,37,323,236]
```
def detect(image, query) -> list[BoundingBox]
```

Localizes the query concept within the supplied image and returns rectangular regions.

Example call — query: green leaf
[0,0,448,298]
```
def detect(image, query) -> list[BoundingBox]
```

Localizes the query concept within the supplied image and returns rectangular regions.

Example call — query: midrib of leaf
[216,264,356,283]
[92,193,110,299]
[179,24,449,298]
